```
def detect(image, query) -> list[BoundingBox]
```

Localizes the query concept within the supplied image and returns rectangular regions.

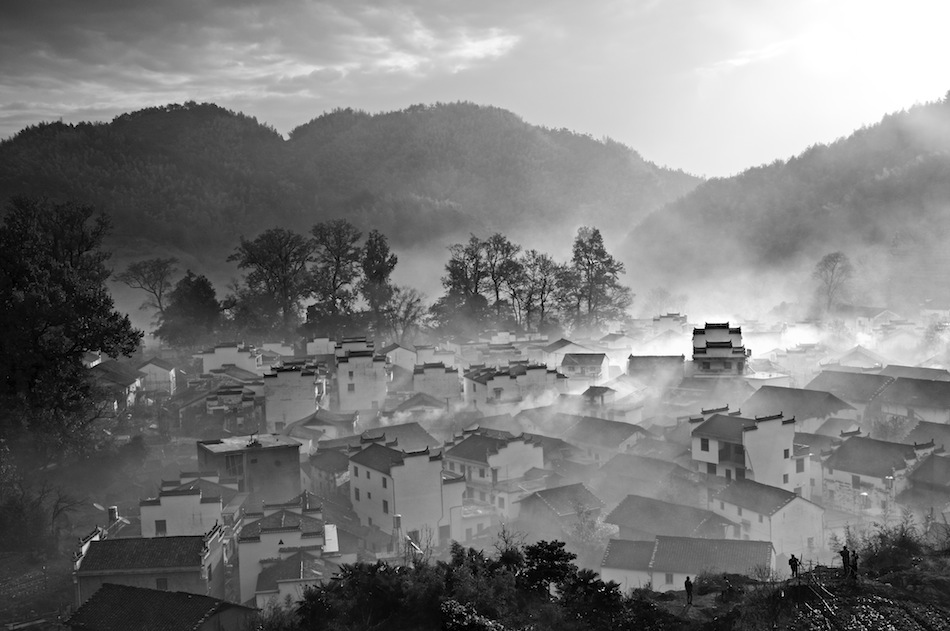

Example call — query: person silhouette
[685,576,693,605]
[788,554,800,578]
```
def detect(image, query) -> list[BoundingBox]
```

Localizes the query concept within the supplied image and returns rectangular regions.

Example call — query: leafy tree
[558,569,624,630]
[114,257,179,318]
[483,233,521,320]
[228,228,315,334]
[360,229,398,332]
[508,249,561,332]
[434,235,491,335]
[155,270,220,348]
[0,197,141,457]
[563,226,633,335]
[310,219,363,319]
[814,251,854,312]
[521,540,577,598]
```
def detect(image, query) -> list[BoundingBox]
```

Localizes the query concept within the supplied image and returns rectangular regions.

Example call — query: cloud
[0,0,522,137]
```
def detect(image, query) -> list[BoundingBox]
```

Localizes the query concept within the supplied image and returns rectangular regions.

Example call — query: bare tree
[813,251,854,312]
[115,257,179,317]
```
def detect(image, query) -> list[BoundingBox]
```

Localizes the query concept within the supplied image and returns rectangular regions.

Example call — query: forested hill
[623,92,950,301]
[0,101,699,266]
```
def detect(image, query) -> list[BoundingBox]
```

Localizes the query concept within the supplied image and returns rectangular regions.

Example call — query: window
[810,478,816,487]
[796,459,805,473]
[783,474,789,484]
[366,470,370,479]
[354,466,359,477]
[700,438,709,452]
[493,388,503,400]
[479,467,486,478]
[737,507,743,516]
[367,492,372,499]
[383,500,389,514]
[155,520,167,536]
[382,477,388,488]
[368,517,373,526]
[719,501,724,510]
[784,448,790,459]
[852,474,861,487]
[250,458,258,464]
[725,469,732,481]
[447,462,454,471]
[498,497,505,509]
[702,362,710,370]
[224,453,244,479]
[707,463,717,475]
[465,527,473,540]
[807,537,815,548]
[724,361,732,369]
[156,578,168,591]
[347,383,355,392]
[354,488,360,501]
[665,573,674,585]
[795,487,802,496]
[348,371,354,378]
[477,523,484,534]
[736,469,745,480]
[758,515,763,523]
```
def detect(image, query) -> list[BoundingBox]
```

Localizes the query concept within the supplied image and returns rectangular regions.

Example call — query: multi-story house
[196,343,263,376]
[876,378,950,425]
[139,487,223,538]
[822,435,935,517]
[197,434,302,500]
[443,430,545,517]
[137,357,179,396]
[74,526,226,605]
[236,491,335,605]
[411,362,462,404]
[336,350,389,412]
[710,478,825,558]
[349,443,466,550]
[691,323,749,376]
[741,385,856,434]
[559,415,650,464]
[462,363,567,409]
[690,412,811,497]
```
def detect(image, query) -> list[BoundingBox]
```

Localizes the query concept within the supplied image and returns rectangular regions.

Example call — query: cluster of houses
[67,309,950,626]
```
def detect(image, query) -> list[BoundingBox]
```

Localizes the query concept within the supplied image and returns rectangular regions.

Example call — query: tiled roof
[310,448,351,472]
[561,353,607,366]
[348,442,406,475]
[905,421,950,450]
[517,482,604,517]
[138,357,176,372]
[908,453,950,487]
[91,359,146,388]
[691,414,753,442]
[67,583,253,631]
[605,495,735,538]
[601,539,655,571]
[713,479,799,516]
[240,509,324,540]
[542,338,582,354]
[393,392,447,412]
[814,417,860,437]
[877,378,950,410]
[879,365,950,382]
[599,453,693,481]
[824,436,917,478]
[445,433,516,464]
[78,536,207,572]
[560,416,649,449]
[650,536,773,574]
[741,386,854,420]
[321,423,440,454]
[804,371,894,403]
[256,551,327,593]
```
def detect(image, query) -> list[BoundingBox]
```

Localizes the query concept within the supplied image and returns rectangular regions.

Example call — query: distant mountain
[0,101,700,271]
[623,92,950,307]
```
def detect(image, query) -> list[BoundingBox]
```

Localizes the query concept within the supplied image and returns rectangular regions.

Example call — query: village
[58,303,950,627]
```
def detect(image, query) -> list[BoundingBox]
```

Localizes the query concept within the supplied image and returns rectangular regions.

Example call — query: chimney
[108,506,119,523]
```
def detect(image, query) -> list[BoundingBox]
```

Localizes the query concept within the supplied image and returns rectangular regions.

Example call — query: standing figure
[850,550,859,580]
[839,546,850,578]
[788,554,800,579]
[685,576,693,605]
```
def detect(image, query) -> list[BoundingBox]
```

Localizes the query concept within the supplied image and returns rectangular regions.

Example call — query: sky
[1,0,949,177]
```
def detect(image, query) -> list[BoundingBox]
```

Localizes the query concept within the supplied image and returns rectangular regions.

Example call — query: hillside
[0,101,699,277]
[623,92,950,310]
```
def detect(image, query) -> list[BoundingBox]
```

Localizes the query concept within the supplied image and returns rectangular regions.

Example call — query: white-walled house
[336,351,389,412]
[139,488,223,538]
[559,416,650,465]
[876,378,950,425]
[349,443,466,549]
[236,491,334,605]
[601,536,774,593]
[462,363,567,409]
[443,430,545,517]
[197,343,263,376]
[137,357,179,396]
[710,479,824,559]
[411,362,462,404]
[690,412,811,497]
